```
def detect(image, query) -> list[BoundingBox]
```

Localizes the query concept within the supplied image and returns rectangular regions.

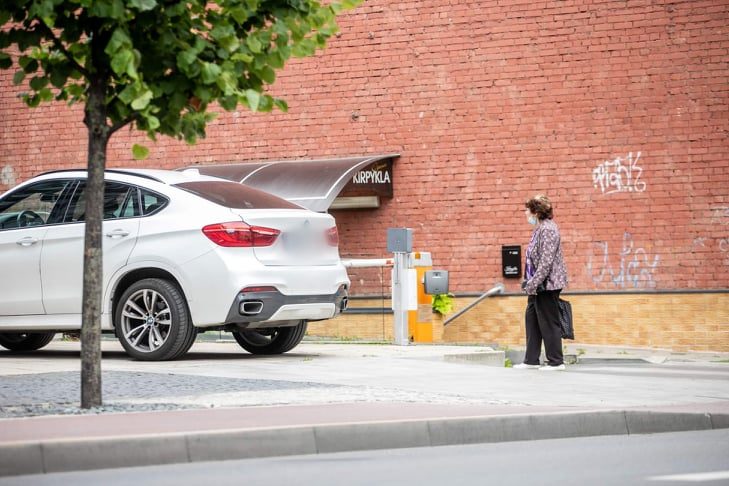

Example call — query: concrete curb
[1,410,727,477]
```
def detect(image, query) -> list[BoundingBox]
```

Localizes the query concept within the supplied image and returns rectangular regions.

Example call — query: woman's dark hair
[525,194,553,220]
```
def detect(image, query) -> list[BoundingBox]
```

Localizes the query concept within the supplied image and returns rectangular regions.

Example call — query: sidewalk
[1,340,728,476]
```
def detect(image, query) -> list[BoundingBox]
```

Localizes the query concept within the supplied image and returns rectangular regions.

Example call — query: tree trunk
[80,75,109,409]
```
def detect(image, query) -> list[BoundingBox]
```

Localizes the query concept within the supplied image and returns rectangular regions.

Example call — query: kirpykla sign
[346,160,393,197]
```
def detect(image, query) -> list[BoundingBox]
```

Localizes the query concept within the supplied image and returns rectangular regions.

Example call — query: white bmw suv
[0,169,349,360]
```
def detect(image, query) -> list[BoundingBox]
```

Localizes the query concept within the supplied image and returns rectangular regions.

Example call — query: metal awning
[181,154,399,212]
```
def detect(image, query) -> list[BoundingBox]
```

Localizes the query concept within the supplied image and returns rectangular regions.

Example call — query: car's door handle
[16,237,39,247]
[105,229,130,239]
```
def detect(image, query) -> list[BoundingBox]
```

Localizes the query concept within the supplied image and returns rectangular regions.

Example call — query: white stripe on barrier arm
[648,470,729,482]
[342,258,394,268]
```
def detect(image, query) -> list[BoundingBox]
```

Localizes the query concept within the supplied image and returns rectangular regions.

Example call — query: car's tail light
[202,222,280,247]
[325,226,339,246]
[241,286,277,293]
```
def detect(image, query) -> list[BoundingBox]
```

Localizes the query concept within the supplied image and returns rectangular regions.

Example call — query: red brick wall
[1,0,728,295]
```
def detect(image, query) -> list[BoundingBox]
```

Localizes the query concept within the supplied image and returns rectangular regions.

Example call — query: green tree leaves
[245,89,260,111]
[128,0,157,12]
[88,0,126,20]
[110,49,135,78]
[1,0,364,150]
[0,52,11,69]
[130,89,152,110]
[106,28,139,80]
[29,75,48,91]
[201,63,222,85]
[246,36,263,54]
[132,143,149,160]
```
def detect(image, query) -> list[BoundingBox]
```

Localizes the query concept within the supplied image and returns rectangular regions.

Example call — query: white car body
[0,169,349,359]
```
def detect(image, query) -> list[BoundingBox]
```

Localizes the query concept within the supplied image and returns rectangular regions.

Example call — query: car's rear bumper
[176,246,350,327]
[223,285,348,326]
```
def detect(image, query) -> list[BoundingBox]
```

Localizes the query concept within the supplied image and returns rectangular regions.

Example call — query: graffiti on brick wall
[711,206,729,224]
[592,151,646,195]
[692,236,729,266]
[1,165,15,188]
[587,232,660,288]
[697,208,729,266]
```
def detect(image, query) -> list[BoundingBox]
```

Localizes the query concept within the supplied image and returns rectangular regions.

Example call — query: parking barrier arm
[342,258,394,268]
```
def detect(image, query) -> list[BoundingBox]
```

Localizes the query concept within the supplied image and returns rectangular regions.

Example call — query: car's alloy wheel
[0,332,55,351]
[232,320,307,355]
[115,278,196,361]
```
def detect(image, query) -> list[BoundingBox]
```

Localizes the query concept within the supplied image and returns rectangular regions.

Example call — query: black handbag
[558,298,574,340]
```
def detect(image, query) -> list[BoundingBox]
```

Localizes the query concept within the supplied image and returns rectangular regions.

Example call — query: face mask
[527,215,537,226]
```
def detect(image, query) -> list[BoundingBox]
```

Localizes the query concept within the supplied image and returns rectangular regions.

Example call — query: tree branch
[109,114,137,135]
[35,22,90,78]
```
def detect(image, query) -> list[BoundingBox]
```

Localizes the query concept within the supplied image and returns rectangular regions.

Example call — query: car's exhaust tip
[240,300,264,315]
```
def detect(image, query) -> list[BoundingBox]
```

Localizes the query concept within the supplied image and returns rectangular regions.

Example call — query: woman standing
[514,194,568,371]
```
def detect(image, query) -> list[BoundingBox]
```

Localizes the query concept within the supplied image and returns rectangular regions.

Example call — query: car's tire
[168,323,198,361]
[114,278,195,361]
[232,320,307,355]
[0,332,55,351]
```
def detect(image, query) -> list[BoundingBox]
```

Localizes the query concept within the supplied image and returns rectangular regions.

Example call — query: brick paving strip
[1,402,727,477]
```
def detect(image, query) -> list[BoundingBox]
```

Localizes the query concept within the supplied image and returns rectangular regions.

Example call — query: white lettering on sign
[352,162,391,185]
[353,169,391,184]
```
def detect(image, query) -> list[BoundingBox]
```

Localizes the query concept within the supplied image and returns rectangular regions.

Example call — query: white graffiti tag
[587,232,660,288]
[1,165,15,187]
[592,152,646,195]
[711,207,729,225]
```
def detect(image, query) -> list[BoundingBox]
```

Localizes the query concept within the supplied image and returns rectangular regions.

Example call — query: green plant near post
[432,293,455,316]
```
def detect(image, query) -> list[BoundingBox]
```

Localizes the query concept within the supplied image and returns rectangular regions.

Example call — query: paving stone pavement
[0,368,512,418]
[0,341,516,417]
[0,371,349,417]
[1,339,728,418]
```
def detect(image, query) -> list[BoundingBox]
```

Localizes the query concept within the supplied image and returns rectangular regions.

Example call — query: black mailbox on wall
[502,245,521,278]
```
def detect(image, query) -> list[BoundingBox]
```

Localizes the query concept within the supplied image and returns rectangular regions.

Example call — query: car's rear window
[173,181,303,210]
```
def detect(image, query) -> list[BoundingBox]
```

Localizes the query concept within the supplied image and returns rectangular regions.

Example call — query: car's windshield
[173,181,302,210]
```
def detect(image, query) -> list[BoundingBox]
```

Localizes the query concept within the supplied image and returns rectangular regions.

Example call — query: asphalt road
[3,429,728,486]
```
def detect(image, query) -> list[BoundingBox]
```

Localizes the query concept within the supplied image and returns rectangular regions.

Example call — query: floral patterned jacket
[524,218,568,295]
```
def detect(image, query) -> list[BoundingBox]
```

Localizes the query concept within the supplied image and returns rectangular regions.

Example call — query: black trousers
[524,290,563,366]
